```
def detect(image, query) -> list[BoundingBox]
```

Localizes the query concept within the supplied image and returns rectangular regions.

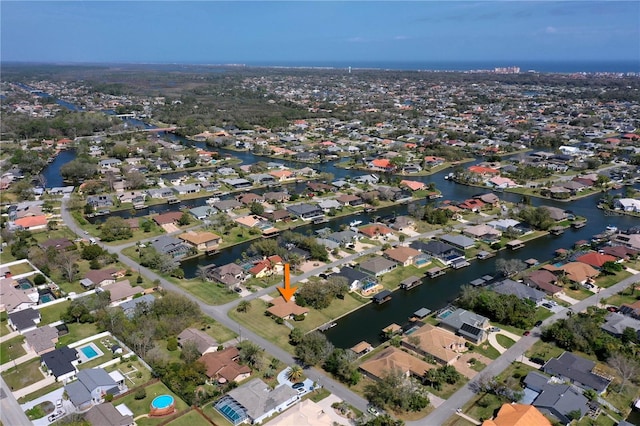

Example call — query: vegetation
[295,276,348,310]
[323,348,361,385]
[294,331,334,366]
[457,285,536,329]
[364,368,430,413]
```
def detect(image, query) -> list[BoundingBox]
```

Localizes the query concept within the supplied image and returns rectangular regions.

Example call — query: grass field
[596,270,633,289]
[171,278,239,305]
[469,341,501,360]
[166,410,211,426]
[603,291,640,308]
[495,335,516,350]
[2,358,45,390]
[57,322,100,347]
[0,336,26,365]
[8,262,34,275]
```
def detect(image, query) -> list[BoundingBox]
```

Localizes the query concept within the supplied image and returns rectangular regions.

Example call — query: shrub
[104,394,113,402]
[167,337,178,351]
[275,317,284,324]
[33,274,46,285]
[134,388,147,400]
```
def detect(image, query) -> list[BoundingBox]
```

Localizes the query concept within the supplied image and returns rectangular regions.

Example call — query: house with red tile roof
[358,224,394,239]
[248,255,284,278]
[399,180,426,191]
[468,165,500,176]
[458,199,485,212]
[269,170,294,181]
[14,215,48,231]
[369,158,394,171]
[575,252,618,269]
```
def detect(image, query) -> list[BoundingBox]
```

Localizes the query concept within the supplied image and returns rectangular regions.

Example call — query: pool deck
[77,342,104,363]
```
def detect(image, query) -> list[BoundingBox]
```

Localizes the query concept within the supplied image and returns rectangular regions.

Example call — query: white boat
[206,197,220,205]
[349,220,363,227]
[606,225,618,232]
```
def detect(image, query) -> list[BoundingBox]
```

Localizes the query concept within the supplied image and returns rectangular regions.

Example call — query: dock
[373,290,392,304]
[318,322,337,332]
[167,197,180,205]
[549,226,565,236]
[507,239,525,250]
[572,221,587,229]
[400,276,422,290]
[426,267,446,278]
[477,250,495,260]
[133,203,147,210]
[452,259,471,269]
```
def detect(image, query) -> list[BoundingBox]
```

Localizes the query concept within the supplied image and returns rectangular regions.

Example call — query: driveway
[487,329,521,355]
[556,293,580,305]
[20,386,69,426]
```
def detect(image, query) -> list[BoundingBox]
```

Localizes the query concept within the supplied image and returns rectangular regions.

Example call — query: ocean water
[239,60,639,73]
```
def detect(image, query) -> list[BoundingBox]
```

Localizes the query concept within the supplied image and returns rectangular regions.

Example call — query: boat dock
[373,290,392,304]
[426,267,446,278]
[507,239,525,250]
[400,276,422,290]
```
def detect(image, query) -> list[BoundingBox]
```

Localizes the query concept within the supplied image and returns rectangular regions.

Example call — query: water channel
[40,112,639,349]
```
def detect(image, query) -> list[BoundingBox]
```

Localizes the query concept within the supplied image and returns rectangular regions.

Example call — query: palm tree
[287,365,304,383]
[197,265,209,283]
[236,300,251,313]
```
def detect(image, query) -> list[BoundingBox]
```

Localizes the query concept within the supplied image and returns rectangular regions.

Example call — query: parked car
[292,382,305,389]
[534,320,543,327]
[529,357,545,365]
[523,331,531,336]
[542,303,553,309]
[367,406,381,416]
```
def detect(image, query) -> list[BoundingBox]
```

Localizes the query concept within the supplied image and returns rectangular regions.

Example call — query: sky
[1,1,639,65]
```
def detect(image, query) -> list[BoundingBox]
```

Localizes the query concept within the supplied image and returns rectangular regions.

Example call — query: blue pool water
[553,262,565,268]
[80,345,99,359]
[152,395,174,409]
[39,294,53,303]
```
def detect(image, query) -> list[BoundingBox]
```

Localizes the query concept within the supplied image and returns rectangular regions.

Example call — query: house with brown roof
[23,325,59,355]
[236,193,264,205]
[463,224,502,241]
[543,262,599,285]
[399,180,426,191]
[359,346,434,381]
[383,246,424,267]
[208,263,246,287]
[198,347,251,383]
[600,246,637,261]
[336,194,363,207]
[153,211,183,226]
[523,270,563,296]
[177,327,218,355]
[40,238,75,250]
[84,268,119,288]
[0,277,39,312]
[178,231,222,251]
[401,323,467,365]
[266,298,309,320]
[102,280,145,303]
[482,403,551,426]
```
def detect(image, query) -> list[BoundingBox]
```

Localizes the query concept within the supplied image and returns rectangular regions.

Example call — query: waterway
[38,112,640,349]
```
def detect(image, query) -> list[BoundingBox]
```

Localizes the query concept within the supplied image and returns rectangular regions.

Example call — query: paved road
[0,375,31,426]
[422,272,640,426]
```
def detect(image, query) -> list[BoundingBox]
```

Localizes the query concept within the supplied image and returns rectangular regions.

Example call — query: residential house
[523,270,563,296]
[601,312,640,340]
[611,232,640,250]
[263,209,292,223]
[13,215,48,231]
[458,198,486,212]
[540,206,568,221]
[84,403,134,426]
[83,268,119,288]
[266,298,310,320]
[614,198,640,213]
[481,403,551,426]
[8,307,41,333]
[102,280,145,304]
[333,266,377,292]
[542,262,599,285]
[440,234,476,250]
[542,352,611,394]
[177,327,218,355]
[286,204,324,221]
[40,238,75,250]
[214,379,299,425]
[523,371,589,424]
[317,199,342,212]
[152,211,183,226]
[269,170,294,181]
[266,399,333,426]
[326,230,359,246]
[486,219,521,232]
[619,300,640,319]
[411,240,465,267]
[208,263,246,288]
[600,246,638,261]
[199,347,251,384]
[575,252,618,269]
[189,206,216,220]
[390,216,415,232]
[23,325,59,355]
[179,231,222,251]
[236,193,264,205]
[358,224,394,240]
[211,199,242,213]
[358,256,397,277]
[86,195,113,209]
[222,178,253,189]
[463,224,502,242]
[146,188,174,199]
[438,308,490,344]
[0,277,39,312]
[118,294,155,318]
[359,347,433,381]
[64,368,123,411]
[41,346,79,382]
[263,192,289,203]
[383,246,426,267]
[150,236,190,259]
[336,194,363,207]
[400,323,467,365]
[248,255,284,278]
[490,279,547,304]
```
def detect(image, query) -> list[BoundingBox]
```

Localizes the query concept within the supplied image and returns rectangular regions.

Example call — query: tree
[495,258,527,277]
[57,250,80,283]
[237,300,251,313]
[238,341,263,369]
[180,341,201,364]
[607,353,639,392]
[289,328,304,345]
[286,365,304,382]
[249,202,265,216]
[364,368,429,413]
[323,348,361,385]
[360,414,405,426]
[100,216,133,241]
[295,331,334,366]
[60,159,97,184]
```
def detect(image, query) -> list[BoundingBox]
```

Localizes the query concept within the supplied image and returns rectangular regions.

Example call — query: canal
[39,116,639,349]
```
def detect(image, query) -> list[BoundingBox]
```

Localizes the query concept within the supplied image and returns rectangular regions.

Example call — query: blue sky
[1,1,639,64]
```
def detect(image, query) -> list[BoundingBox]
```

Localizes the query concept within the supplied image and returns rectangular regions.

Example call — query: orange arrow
[277,263,297,302]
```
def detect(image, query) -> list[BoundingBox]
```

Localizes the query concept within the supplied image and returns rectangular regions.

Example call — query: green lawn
[8,262,34,275]
[2,358,45,390]
[57,322,100,347]
[114,381,189,426]
[76,338,118,370]
[378,265,422,291]
[602,291,640,308]
[166,410,211,426]
[195,317,238,344]
[525,341,565,362]
[0,336,26,365]
[104,359,152,388]
[201,402,232,426]
[307,387,331,403]
[17,382,63,404]
[171,278,239,305]
[229,300,294,351]
[469,341,501,360]
[425,377,469,399]
[495,335,516,350]
[442,415,477,426]
[577,414,617,426]
[596,270,633,289]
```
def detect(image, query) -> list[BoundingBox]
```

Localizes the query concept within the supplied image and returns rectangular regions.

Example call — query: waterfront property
[401,323,467,365]
[359,346,434,381]
[542,352,611,394]
[438,308,490,344]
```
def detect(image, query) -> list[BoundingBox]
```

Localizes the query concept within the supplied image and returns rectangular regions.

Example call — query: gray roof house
[41,346,79,382]
[358,256,397,277]
[326,230,359,245]
[64,368,122,411]
[177,327,218,355]
[150,236,189,260]
[438,308,490,344]
[208,263,246,287]
[524,371,589,424]
[118,294,155,318]
[543,352,611,394]
[333,266,377,292]
[439,234,476,250]
[8,307,41,333]
[214,379,299,425]
[23,325,58,355]
[490,279,547,303]
[286,203,324,220]
[317,199,342,212]
[189,206,217,220]
[84,403,134,426]
[601,312,640,340]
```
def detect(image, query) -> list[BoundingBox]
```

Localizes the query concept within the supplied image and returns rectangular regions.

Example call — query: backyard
[0,335,26,365]
[3,358,46,391]
[114,381,189,426]
[166,409,211,426]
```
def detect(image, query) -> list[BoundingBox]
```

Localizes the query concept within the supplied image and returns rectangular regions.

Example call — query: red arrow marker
[277,263,297,302]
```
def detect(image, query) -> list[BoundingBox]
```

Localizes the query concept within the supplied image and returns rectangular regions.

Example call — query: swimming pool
[39,294,54,303]
[152,395,174,410]
[80,345,99,359]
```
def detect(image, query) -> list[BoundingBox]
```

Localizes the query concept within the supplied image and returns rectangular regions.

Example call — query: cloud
[545,26,558,34]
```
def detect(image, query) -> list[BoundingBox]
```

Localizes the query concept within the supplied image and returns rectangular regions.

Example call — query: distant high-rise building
[494,66,520,74]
